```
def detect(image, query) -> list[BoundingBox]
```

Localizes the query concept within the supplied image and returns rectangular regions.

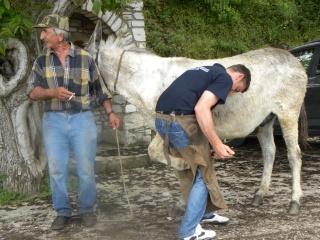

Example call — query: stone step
[69,144,151,175]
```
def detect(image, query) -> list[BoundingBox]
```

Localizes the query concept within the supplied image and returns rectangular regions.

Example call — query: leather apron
[156,112,227,211]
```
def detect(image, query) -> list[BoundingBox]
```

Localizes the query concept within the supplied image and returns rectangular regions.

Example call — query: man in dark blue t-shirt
[155,63,251,240]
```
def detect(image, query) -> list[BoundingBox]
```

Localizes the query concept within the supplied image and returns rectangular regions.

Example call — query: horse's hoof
[251,194,263,206]
[288,201,300,215]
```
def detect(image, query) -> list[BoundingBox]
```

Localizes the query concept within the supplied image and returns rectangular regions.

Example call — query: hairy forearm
[28,87,56,100]
[195,90,235,159]
[195,106,222,148]
[102,99,113,114]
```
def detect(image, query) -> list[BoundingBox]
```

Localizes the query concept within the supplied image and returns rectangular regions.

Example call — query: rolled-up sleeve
[26,61,44,96]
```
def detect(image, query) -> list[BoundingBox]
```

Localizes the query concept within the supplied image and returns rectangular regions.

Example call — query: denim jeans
[155,118,190,149]
[43,111,97,217]
[155,118,208,238]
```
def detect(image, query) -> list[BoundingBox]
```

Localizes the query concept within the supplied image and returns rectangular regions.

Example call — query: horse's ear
[85,20,102,62]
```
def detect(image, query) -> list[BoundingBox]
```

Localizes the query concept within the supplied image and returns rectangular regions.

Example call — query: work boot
[51,216,71,230]
[80,212,97,227]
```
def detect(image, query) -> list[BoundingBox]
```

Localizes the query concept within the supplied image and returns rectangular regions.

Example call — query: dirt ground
[0,136,319,240]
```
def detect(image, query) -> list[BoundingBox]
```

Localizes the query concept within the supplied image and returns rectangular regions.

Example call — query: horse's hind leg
[278,117,303,214]
[251,118,276,207]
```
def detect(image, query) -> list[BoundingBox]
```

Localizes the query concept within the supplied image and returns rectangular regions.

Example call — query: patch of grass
[38,174,80,200]
[38,174,52,200]
[144,0,320,59]
[0,173,25,205]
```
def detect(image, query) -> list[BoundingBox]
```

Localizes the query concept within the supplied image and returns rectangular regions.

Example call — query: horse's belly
[215,119,258,139]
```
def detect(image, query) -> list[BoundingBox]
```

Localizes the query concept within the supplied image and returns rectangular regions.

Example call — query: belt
[156,111,195,116]
[49,109,90,115]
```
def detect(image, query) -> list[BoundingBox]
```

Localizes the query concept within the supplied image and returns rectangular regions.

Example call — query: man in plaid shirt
[27,14,120,230]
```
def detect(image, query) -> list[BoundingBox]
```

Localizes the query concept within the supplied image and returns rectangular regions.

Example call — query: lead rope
[114,50,126,93]
[116,129,134,219]
[98,129,133,222]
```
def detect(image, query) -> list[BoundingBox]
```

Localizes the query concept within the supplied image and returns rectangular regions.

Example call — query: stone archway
[50,0,146,50]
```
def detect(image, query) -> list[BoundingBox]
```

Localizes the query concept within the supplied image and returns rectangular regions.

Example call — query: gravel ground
[0,136,319,240]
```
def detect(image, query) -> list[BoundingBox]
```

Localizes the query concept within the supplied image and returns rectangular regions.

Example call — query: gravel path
[0,136,319,239]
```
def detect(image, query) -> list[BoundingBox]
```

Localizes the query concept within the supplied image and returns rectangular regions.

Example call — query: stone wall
[68,0,152,146]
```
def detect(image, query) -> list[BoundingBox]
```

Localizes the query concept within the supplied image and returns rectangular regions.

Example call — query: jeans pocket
[155,118,166,140]
[168,122,190,149]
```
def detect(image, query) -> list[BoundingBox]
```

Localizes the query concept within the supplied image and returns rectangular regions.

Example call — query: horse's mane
[100,34,156,56]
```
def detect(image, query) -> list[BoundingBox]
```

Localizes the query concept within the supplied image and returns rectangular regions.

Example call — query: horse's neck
[113,50,218,106]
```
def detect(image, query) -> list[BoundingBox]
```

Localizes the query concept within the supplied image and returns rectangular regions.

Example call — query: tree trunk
[0,38,46,195]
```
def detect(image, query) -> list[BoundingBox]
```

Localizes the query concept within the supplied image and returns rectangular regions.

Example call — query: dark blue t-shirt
[156,63,232,113]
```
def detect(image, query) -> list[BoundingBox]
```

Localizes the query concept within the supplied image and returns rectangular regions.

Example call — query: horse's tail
[299,101,309,149]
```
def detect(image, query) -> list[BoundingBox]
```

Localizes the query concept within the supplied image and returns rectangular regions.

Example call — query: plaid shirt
[27,43,112,111]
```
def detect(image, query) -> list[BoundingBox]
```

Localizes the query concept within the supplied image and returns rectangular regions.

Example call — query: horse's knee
[251,194,263,206]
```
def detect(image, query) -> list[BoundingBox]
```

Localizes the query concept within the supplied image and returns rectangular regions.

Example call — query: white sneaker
[182,224,216,240]
[201,213,229,224]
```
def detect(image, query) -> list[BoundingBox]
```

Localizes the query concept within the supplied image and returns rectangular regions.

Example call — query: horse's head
[88,21,132,94]
[85,20,102,62]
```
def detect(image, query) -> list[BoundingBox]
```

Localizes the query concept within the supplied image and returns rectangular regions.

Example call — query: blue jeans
[155,118,190,149]
[155,118,208,238]
[43,111,97,217]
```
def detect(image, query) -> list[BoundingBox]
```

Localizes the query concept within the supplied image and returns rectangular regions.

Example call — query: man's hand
[109,113,121,130]
[213,143,235,159]
[53,87,75,101]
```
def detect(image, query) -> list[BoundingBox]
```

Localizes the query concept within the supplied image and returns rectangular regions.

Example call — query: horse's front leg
[251,120,276,207]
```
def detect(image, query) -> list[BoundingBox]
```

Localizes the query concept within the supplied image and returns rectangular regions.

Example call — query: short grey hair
[53,27,70,42]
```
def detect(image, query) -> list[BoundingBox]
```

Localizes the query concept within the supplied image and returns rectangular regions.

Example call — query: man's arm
[194,90,235,159]
[28,86,74,101]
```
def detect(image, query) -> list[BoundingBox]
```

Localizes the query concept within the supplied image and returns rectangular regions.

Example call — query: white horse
[90,23,308,214]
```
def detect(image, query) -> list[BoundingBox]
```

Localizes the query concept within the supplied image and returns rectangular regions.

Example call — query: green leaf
[22,17,34,29]
[0,44,5,55]
[3,0,10,10]
[0,6,5,18]
[12,15,21,24]
[13,26,20,35]
[92,0,101,15]
[1,29,14,38]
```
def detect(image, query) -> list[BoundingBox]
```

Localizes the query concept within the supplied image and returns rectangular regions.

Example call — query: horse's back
[210,48,308,138]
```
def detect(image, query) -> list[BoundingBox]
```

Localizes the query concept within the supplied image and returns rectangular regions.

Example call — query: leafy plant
[0,0,34,55]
